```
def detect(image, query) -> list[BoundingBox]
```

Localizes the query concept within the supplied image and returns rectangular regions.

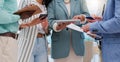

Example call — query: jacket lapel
[58,0,69,18]
[70,0,77,18]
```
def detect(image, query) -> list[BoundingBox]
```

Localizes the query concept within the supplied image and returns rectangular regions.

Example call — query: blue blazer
[90,0,120,39]
[48,0,89,59]
[90,0,120,62]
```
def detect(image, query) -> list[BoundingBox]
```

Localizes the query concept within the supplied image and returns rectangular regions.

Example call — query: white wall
[86,0,107,17]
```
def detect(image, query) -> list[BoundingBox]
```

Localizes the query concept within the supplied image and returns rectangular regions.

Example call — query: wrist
[53,23,61,32]
[80,14,86,22]
[25,23,30,27]
[81,18,87,24]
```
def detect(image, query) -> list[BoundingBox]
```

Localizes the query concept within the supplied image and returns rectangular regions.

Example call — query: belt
[0,32,16,39]
[37,33,45,38]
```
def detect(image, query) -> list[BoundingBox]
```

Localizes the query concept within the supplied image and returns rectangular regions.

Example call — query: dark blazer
[48,0,89,59]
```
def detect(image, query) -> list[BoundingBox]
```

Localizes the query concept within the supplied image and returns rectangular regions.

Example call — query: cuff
[81,18,87,24]
[81,14,87,24]
[89,22,99,33]
[53,23,62,32]
[12,15,20,22]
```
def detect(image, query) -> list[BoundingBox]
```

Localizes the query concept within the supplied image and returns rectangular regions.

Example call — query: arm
[47,0,56,30]
[90,0,120,33]
[72,0,90,25]
[0,0,20,24]
[41,19,49,34]
[48,2,70,32]
[15,4,42,19]
[80,0,90,17]
[20,18,44,29]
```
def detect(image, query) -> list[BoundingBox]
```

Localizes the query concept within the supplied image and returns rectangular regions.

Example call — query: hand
[81,23,90,32]
[25,4,42,15]
[87,19,98,23]
[73,15,85,22]
[15,4,36,19]
[19,23,29,29]
[41,18,48,30]
[92,14,102,20]
[30,18,44,25]
[14,4,41,17]
[20,11,34,19]
[19,18,46,29]
[21,18,44,27]
[41,18,49,33]
[56,22,71,30]
[87,15,102,23]
[86,31,97,38]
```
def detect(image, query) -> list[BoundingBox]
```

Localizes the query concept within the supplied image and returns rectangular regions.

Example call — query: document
[66,23,83,32]
[66,23,102,39]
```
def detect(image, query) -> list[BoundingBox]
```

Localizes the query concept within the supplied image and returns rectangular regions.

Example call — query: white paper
[66,23,83,32]
[67,23,102,39]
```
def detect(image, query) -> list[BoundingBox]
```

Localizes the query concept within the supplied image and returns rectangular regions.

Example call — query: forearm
[90,17,120,33]
[0,9,20,24]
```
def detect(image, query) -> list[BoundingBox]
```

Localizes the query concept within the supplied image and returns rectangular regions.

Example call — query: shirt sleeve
[53,23,62,32]
[90,0,120,34]
[0,0,20,24]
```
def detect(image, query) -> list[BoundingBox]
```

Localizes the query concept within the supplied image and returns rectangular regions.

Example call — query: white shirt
[65,3,71,16]
[86,0,107,17]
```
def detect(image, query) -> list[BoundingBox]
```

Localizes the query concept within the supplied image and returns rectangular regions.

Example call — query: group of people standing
[0,0,120,62]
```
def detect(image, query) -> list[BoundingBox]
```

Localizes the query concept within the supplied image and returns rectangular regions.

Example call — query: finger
[87,20,93,23]
[29,4,35,6]
[41,18,46,22]
[62,22,66,25]
[58,23,62,26]
[25,5,29,8]
[73,16,77,19]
